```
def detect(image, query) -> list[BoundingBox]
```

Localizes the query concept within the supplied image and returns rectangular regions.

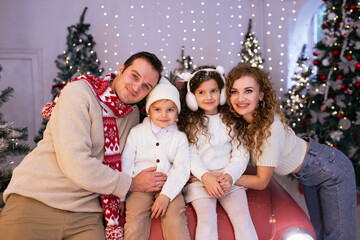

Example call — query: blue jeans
[292,138,356,240]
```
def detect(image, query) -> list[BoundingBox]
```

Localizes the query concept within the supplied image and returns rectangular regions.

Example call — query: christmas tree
[34,7,104,143]
[0,64,30,194]
[295,0,360,185]
[172,46,195,83]
[238,19,265,68]
[282,44,314,134]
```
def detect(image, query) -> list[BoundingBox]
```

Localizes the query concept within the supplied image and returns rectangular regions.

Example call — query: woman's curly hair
[177,65,229,145]
[222,63,288,163]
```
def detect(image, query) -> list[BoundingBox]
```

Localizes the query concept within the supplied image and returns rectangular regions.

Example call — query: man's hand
[129,166,167,192]
[217,173,233,194]
[151,194,170,218]
[202,172,225,199]
[119,201,125,216]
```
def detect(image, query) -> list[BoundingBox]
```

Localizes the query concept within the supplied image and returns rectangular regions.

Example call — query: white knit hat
[145,77,181,114]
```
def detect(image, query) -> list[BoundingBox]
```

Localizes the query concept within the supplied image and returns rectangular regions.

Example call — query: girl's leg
[219,189,258,240]
[191,198,218,240]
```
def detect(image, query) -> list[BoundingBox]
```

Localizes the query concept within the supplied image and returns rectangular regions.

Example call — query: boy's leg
[191,197,218,240]
[219,189,258,240]
[124,192,154,240]
[160,193,190,240]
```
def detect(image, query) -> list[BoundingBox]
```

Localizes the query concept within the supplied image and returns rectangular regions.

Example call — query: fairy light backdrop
[98,0,301,95]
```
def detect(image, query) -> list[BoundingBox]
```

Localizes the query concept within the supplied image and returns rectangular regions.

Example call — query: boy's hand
[119,201,125,216]
[202,172,225,199]
[151,194,170,218]
[217,173,233,193]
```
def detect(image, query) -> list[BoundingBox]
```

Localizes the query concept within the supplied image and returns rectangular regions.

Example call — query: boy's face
[111,58,159,104]
[148,99,178,128]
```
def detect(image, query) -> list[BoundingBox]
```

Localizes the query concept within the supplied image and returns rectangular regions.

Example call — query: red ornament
[350,4,356,10]
[321,23,329,29]
[334,145,338,149]
[346,55,353,61]
[339,113,343,119]
[313,51,318,56]
[332,49,340,56]
[355,82,360,89]
[313,60,319,65]
[320,75,326,81]
[340,83,346,90]
[356,62,360,70]
[337,74,343,80]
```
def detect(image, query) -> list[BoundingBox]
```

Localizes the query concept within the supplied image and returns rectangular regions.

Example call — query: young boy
[121,77,191,240]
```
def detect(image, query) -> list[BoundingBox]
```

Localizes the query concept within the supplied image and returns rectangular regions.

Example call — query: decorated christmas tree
[282,45,314,134]
[172,46,195,83]
[238,19,265,68]
[296,0,360,185]
[34,7,104,143]
[0,64,30,194]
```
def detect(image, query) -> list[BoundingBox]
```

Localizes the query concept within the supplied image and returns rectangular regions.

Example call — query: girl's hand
[119,201,125,216]
[151,194,170,218]
[217,174,233,194]
[202,172,225,198]
[189,174,201,183]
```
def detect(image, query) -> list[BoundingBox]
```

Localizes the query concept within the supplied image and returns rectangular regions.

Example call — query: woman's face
[229,76,264,123]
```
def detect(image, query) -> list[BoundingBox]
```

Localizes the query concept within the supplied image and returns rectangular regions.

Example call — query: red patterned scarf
[42,74,134,240]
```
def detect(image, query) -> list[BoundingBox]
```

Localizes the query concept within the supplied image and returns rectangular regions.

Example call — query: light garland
[100,0,298,93]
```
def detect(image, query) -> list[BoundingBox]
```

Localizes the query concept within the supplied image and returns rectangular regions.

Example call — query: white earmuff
[216,66,226,105]
[183,66,226,111]
[183,72,198,111]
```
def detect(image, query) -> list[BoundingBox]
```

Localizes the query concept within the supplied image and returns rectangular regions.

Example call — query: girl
[223,63,356,240]
[178,65,258,240]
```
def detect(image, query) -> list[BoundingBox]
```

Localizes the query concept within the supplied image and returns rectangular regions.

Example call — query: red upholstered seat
[119,166,315,240]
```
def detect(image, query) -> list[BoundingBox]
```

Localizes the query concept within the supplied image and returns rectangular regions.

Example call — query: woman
[221,63,356,240]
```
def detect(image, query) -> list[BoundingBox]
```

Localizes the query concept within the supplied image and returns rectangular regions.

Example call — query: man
[0,52,167,240]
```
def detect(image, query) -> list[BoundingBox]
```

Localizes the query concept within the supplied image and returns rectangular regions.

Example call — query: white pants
[191,189,258,240]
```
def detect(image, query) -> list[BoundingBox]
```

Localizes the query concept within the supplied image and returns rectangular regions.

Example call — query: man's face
[111,58,159,104]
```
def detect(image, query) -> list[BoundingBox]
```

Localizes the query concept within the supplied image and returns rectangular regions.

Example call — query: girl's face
[194,79,221,115]
[229,76,264,123]
[148,99,178,128]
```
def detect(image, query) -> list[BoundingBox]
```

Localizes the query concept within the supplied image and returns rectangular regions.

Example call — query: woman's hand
[202,172,225,198]
[151,194,170,218]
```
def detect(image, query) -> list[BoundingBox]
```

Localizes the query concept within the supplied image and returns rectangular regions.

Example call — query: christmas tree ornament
[339,118,351,130]
[327,12,336,20]
[322,58,330,66]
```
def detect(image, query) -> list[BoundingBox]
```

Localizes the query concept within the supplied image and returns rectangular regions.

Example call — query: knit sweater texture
[121,117,190,201]
[256,114,307,175]
[4,80,139,212]
[190,114,249,184]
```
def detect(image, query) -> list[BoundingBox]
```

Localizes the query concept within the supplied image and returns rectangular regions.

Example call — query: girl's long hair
[222,63,288,162]
[178,65,229,145]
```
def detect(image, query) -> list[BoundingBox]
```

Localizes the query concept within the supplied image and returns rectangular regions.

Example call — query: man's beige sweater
[4,80,139,212]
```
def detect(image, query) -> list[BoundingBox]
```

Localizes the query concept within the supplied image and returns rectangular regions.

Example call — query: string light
[100,1,298,91]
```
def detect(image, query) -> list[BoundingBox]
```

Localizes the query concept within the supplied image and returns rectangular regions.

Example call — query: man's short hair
[122,52,163,82]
